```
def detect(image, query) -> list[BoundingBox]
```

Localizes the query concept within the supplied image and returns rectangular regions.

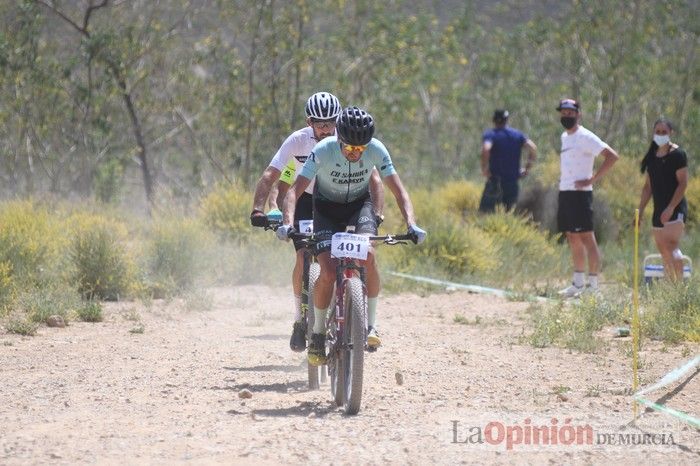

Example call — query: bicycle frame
[328,233,414,354]
[326,233,414,413]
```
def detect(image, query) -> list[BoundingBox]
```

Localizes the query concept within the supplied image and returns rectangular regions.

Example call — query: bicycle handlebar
[258,218,417,244]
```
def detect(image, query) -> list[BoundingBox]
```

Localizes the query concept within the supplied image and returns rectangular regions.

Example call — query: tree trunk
[290,5,305,129]
[243,2,267,182]
[116,73,153,207]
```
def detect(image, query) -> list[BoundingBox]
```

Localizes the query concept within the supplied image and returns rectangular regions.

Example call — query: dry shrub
[142,216,214,297]
[200,183,253,242]
[68,212,135,300]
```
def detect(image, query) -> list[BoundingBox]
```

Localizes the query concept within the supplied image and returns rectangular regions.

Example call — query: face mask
[560,116,577,129]
[653,134,670,146]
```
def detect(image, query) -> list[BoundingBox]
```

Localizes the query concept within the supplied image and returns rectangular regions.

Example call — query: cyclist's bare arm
[275,180,290,210]
[383,173,417,227]
[267,182,280,210]
[369,168,384,218]
[282,175,312,225]
[252,166,282,211]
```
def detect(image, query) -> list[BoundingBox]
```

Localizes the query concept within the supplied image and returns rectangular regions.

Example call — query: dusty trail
[1,285,698,464]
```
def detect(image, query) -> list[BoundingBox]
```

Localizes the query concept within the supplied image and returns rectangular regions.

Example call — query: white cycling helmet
[305,92,341,120]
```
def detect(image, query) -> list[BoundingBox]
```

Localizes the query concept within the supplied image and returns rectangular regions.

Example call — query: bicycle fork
[332,261,366,351]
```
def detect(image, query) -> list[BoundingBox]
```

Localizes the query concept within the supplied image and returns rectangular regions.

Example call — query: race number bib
[298,219,313,236]
[331,233,369,260]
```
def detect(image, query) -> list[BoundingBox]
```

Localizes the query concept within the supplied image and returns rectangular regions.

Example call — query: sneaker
[289,321,306,353]
[558,284,584,298]
[308,333,327,366]
[366,326,381,348]
[583,285,602,297]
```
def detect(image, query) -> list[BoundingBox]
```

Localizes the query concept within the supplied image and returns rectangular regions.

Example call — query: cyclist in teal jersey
[277,106,426,366]
[250,93,385,353]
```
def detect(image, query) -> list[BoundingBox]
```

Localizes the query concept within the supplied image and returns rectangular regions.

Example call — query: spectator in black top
[637,118,689,280]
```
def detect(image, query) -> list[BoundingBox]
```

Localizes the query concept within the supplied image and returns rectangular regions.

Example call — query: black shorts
[557,191,593,233]
[652,200,688,228]
[313,196,378,252]
[292,192,313,251]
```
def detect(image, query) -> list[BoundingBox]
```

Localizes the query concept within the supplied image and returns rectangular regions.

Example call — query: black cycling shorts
[292,192,313,251]
[313,196,378,252]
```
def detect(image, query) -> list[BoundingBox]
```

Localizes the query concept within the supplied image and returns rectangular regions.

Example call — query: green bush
[17,285,81,324]
[526,288,628,352]
[685,176,700,229]
[142,217,214,297]
[476,212,562,286]
[598,156,645,237]
[0,200,67,290]
[4,313,39,336]
[433,180,482,218]
[381,216,499,279]
[642,277,700,343]
[77,301,103,323]
[0,261,15,314]
[200,183,254,242]
[68,213,134,300]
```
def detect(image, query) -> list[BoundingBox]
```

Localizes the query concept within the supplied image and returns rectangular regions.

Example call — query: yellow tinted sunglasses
[341,141,368,152]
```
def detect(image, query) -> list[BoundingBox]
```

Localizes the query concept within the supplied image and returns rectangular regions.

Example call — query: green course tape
[633,355,700,428]
[634,355,700,397]
[388,271,549,302]
[635,397,700,429]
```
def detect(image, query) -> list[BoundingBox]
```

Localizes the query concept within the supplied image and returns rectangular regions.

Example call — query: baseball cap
[493,109,509,120]
[556,98,580,111]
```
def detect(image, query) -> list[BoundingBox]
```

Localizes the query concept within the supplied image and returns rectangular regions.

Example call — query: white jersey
[268,126,319,195]
[559,126,609,191]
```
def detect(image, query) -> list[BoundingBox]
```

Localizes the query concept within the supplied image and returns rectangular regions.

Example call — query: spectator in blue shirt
[479,109,537,212]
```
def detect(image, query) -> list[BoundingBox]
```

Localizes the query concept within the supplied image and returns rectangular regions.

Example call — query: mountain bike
[259,217,325,390]
[325,231,416,415]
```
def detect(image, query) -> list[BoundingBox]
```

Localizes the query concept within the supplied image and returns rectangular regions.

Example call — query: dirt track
[1,285,698,464]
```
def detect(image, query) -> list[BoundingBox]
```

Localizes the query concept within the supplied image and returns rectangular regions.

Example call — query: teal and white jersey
[299,136,397,203]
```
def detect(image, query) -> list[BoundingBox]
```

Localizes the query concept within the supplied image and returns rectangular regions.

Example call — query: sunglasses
[341,141,368,153]
[310,119,336,130]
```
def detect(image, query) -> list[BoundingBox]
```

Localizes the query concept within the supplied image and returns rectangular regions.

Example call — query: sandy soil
[1,285,698,465]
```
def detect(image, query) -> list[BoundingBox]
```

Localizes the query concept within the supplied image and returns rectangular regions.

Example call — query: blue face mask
[653,134,670,146]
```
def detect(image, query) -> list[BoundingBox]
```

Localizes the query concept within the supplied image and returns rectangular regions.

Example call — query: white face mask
[653,134,670,146]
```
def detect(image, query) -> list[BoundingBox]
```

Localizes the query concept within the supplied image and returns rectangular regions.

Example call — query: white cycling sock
[293,295,302,322]
[367,297,378,328]
[313,306,327,333]
[573,271,585,288]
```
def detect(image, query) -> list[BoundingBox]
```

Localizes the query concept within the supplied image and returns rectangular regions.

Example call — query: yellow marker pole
[632,209,640,418]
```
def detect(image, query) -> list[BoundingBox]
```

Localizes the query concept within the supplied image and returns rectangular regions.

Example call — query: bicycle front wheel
[306,262,321,390]
[343,276,367,415]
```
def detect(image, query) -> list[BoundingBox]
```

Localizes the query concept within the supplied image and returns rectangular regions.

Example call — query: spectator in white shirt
[555,98,619,298]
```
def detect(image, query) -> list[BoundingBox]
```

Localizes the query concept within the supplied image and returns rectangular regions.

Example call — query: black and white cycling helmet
[305,92,341,120]
[336,106,375,145]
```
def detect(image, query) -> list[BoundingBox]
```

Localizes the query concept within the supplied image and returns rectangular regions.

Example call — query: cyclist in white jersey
[250,93,384,352]
[277,106,427,366]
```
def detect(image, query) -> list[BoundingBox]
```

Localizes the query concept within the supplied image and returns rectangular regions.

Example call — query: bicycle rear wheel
[306,262,321,390]
[343,276,367,415]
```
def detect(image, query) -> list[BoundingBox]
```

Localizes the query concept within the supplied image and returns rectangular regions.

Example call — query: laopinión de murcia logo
[450,418,677,451]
